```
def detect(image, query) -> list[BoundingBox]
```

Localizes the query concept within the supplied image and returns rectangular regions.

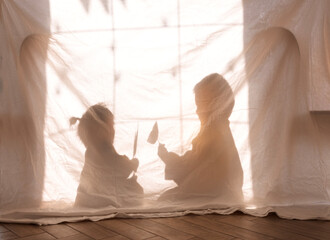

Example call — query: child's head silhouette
[71,104,114,148]
[194,73,234,125]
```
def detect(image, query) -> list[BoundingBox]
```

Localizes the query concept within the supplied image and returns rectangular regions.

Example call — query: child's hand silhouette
[158,143,168,161]
[131,158,139,172]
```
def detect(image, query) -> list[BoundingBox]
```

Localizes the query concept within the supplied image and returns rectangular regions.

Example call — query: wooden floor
[1,212,329,240]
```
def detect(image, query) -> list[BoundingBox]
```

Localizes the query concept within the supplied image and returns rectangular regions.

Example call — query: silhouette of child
[71,103,143,208]
[158,73,243,203]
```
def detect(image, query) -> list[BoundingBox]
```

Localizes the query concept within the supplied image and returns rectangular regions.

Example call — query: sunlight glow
[43,0,248,204]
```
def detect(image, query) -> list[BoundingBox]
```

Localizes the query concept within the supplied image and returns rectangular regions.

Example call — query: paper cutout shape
[147,121,159,144]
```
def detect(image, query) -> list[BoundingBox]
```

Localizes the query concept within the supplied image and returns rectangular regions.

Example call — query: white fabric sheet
[0,0,330,224]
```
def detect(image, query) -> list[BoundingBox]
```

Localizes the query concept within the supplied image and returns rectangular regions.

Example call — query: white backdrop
[0,0,330,224]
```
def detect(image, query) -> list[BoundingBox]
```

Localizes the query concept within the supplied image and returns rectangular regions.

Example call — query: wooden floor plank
[41,223,79,238]
[2,224,44,237]
[152,217,234,240]
[182,215,276,240]
[15,232,55,240]
[101,235,131,240]
[0,224,9,233]
[56,233,93,240]
[67,221,118,239]
[264,215,330,234]
[0,230,18,240]
[145,237,167,240]
[209,214,316,240]
[1,212,329,240]
[97,219,155,240]
[250,214,330,240]
[123,218,194,240]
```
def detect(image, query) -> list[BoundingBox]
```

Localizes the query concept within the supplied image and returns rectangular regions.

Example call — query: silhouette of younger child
[71,104,143,208]
[158,73,243,203]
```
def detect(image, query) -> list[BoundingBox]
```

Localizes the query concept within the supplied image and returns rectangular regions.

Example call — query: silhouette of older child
[71,104,143,208]
[158,73,243,203]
